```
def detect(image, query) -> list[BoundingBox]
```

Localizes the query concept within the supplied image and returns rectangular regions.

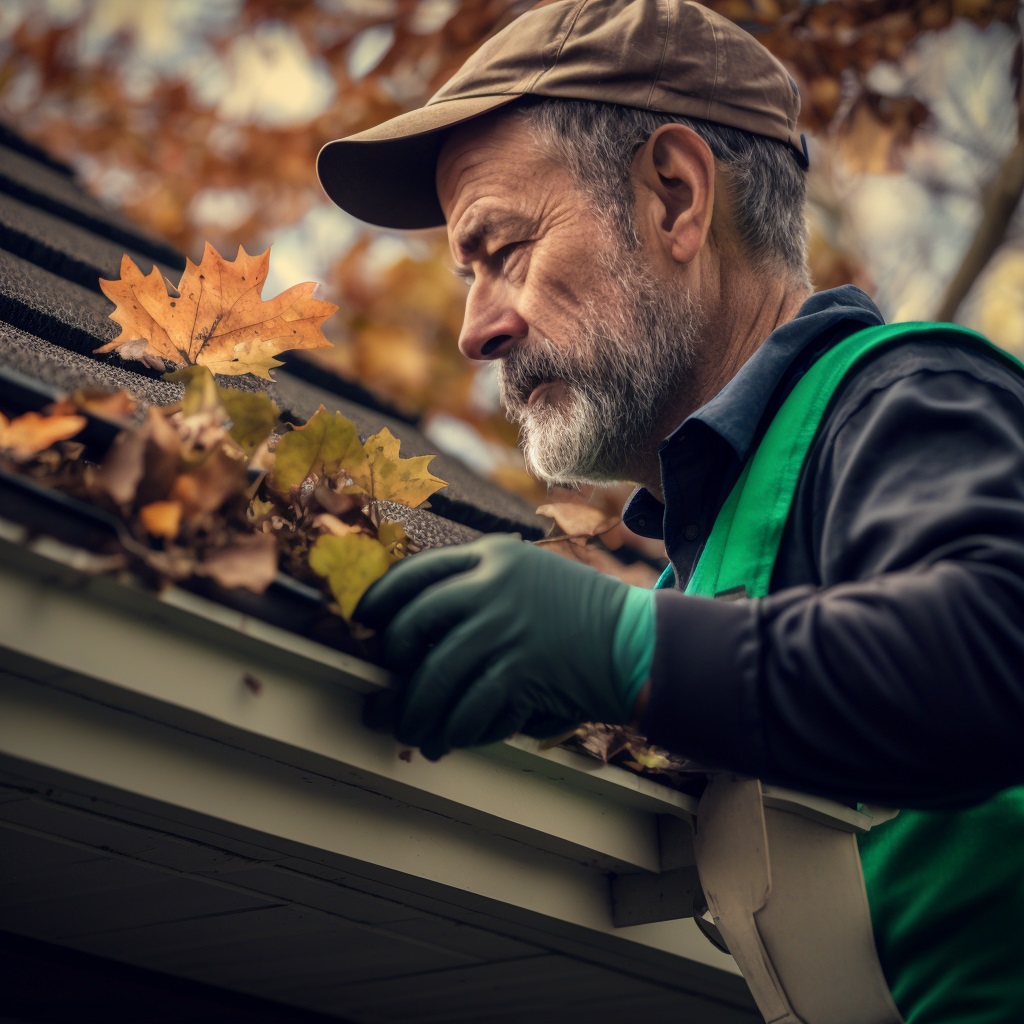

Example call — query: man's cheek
[521,269,590,335]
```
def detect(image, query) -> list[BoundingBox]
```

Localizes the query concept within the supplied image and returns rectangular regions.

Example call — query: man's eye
[498,242,527,277]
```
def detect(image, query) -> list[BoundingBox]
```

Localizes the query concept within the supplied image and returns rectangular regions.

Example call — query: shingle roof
[0,120,546,551]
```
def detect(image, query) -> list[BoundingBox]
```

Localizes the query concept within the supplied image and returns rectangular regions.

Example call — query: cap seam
[707,14,721,120]
[525,0,588,93]
[646,0,673,109]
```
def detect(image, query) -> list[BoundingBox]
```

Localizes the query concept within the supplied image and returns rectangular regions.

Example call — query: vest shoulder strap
[684,321,1021,600]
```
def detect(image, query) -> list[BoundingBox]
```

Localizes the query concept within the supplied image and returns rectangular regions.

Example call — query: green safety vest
[659,322,1024,1022]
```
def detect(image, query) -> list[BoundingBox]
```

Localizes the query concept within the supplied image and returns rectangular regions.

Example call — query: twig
[935,44,1024,323]
[532,518,623,548]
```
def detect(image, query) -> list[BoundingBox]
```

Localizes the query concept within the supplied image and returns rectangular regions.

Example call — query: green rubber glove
[356,534,656,761]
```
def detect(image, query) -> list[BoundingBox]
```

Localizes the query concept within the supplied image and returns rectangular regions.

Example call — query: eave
[0,516,759,1021]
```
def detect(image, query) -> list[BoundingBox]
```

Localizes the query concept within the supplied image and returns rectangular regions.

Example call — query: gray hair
[515,98,810,288]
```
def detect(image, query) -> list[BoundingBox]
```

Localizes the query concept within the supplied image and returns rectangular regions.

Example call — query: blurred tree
[1,0,1021,513]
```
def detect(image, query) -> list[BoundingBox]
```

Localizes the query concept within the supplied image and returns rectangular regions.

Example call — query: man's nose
[458,283,527,361]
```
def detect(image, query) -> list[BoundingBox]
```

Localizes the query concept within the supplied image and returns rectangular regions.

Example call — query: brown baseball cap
[317,0,805,229]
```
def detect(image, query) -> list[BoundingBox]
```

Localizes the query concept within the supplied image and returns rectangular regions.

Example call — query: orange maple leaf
[96,243,338,380]
[0,410,86,461]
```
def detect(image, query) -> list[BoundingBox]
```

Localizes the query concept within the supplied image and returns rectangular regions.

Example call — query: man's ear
[633,124,716,266]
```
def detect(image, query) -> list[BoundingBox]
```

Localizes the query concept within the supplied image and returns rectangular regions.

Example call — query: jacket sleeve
[638,351,1024,808]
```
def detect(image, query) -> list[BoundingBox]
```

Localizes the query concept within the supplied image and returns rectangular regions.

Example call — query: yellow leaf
[364,427,446,507]
[377,520,411,560]
[97,243,338,380]
[271,405,368,494]
[247,496,276,526]
[165,365,280,455]
[309,532,392,619]
[0,411,86,461]
[627,747,671,771]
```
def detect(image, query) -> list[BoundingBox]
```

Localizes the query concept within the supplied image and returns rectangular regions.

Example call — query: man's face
[437,114,705,486]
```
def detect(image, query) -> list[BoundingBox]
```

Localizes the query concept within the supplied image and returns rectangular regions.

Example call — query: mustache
[497,339,589,415]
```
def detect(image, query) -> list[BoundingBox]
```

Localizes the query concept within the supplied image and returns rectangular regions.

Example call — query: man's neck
[640,275,812,502]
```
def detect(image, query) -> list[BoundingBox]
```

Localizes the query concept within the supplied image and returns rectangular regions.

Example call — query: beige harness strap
[693,777,904,1024]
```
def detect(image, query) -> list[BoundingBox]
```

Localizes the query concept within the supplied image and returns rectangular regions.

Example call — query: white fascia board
[0,671,734,980]
[0,518,737,978]
[0,523,697,874]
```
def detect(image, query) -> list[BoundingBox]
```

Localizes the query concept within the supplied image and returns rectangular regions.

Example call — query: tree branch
[935,50,1024,323]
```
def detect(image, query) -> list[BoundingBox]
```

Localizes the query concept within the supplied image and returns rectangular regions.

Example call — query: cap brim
[317,93,521,230]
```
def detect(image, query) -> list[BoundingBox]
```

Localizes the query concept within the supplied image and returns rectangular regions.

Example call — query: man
[317,1,1024,1020]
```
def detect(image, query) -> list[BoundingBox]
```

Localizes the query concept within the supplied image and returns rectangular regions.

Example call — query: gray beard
[498,247,704,486]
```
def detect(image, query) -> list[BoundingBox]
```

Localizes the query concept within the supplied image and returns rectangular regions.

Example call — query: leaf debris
[1,366,446,619]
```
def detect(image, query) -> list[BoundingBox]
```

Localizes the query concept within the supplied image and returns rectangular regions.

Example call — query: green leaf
[309,532,392,619]
[272,405,367,493]
[164,365,222,419]
[219,388,279,455]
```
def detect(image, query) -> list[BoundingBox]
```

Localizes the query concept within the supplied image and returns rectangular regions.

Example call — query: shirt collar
[624,286,885,537]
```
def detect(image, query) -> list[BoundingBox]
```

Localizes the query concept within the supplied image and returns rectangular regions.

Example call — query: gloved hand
[356,533,656,761]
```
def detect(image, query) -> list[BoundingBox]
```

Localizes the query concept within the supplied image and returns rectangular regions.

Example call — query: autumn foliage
[1,364,446,620]
[1,0,1022,507]
[3,3,1020,395]
[98,243,337,379]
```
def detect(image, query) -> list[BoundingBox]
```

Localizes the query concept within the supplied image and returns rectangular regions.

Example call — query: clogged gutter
[0,372,711,795]
[0,366,444,624]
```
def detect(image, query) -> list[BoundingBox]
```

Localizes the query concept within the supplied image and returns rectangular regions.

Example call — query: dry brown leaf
[97,243,338,380]
[536,501,620,543]
[92,406,182,508]
[197,533,279,592]
[72,388,138,419]
[570,721,708,794]
[313,478,364,517]
[312,513,366,537]
[168,445,248,523]
[47,388,138,421]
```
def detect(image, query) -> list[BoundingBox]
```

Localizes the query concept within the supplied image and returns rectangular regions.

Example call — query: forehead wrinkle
[452,207,535,264]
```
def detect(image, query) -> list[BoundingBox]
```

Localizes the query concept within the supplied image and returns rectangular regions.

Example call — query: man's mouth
[526,380,560,407]
[499,344,574,413]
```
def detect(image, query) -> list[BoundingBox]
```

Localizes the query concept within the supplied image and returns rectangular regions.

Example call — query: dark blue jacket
[627,285,1024,807]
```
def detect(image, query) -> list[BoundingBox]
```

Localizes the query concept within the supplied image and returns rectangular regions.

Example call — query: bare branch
[936,42,1024,323]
